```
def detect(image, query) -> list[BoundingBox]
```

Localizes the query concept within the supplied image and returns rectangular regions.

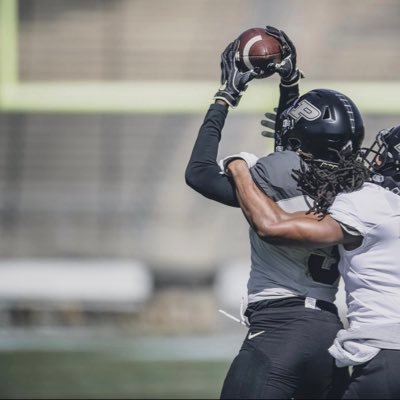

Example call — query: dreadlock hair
[292,148,370,217]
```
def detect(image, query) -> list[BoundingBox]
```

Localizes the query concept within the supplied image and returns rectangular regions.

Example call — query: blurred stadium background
[0,0,400,398]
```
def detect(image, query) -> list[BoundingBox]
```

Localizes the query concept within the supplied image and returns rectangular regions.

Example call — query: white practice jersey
[329,182,400,326]
[248,150,339,304]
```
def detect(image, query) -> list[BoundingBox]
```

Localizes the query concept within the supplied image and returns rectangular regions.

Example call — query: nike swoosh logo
[248,331,265,340]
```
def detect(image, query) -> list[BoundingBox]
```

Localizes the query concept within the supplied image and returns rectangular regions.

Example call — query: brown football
[237,27,282,78]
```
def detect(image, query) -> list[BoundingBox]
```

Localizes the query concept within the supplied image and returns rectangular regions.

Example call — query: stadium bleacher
[0,0,400,330]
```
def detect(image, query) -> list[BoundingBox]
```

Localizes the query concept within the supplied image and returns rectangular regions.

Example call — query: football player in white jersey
[227,107,400,398]
[362,125,400,196]
[186,27,357,399]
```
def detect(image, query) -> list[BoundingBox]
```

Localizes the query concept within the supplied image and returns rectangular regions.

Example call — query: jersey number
[307,251,339,285]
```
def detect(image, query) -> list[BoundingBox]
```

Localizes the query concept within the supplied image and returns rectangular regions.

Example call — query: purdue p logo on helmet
[289,100,321,122]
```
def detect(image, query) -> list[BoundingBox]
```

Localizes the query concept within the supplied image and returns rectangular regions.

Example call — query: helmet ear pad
[280,89,365,161]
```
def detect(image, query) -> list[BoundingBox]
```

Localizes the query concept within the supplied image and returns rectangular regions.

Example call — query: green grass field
[0,351,230,399]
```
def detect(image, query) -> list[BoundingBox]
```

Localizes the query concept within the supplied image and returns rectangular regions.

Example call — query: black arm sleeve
[277,82,300,116]
[185,103,240,207]
[273,83,300,149]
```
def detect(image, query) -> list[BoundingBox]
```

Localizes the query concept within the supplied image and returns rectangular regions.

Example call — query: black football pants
[220,298,348,399]
[342,349,400,399]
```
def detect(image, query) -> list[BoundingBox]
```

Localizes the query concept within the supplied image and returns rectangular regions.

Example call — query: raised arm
[263,26,302,150]
[185,39,259,207]
[186,28,301,208]
[185,101,240,207]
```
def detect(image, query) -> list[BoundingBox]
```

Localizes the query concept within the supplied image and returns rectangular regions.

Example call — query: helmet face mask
[361,126,400,186]
[361,128,389,171]
[276,89,365,162]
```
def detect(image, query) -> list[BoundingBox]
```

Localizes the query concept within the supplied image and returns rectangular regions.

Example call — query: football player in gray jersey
[186,27,351,399]
[227,108,400,397]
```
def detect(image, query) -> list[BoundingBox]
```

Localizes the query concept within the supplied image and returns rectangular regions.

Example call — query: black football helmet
[276,89,365,162]
[361,126,400,194]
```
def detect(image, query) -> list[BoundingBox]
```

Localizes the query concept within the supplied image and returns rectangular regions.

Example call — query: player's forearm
[261,216,345,248]
[228,160,346,247]
[228,160,289,233]
[185,102,240,207]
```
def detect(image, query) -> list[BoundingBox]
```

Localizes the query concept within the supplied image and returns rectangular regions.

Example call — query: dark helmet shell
[279,89,364,161]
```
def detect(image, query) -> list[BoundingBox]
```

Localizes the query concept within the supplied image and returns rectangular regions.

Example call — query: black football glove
[214,39,259,108]
[264,26,304,86]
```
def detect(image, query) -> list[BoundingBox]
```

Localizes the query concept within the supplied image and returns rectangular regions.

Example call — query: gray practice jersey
[247,150,339,304]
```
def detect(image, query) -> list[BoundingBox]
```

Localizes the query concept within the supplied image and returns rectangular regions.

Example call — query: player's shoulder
[250,150,303,201]
[254,150,301,178]
[336,182,396,203]
[331,182,399,221]
[257,150,301,167]
[333,182,380,207]
[330,182,400,238]
[255,150,301,176]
